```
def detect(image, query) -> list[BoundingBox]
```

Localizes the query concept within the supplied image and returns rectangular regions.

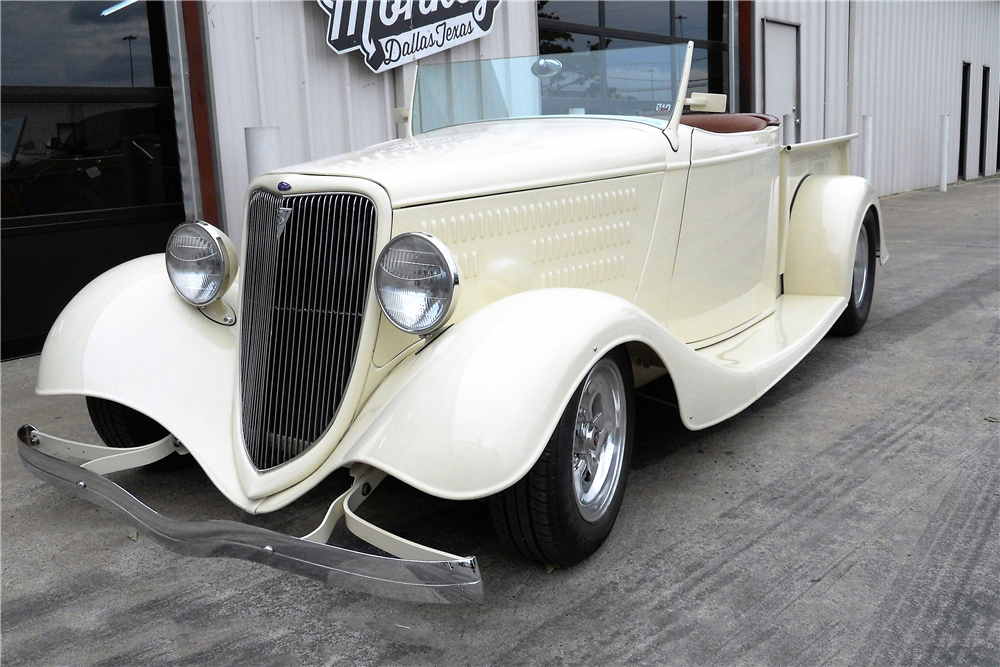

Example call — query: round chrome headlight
[375,233,459,335]
[165,221,238,306]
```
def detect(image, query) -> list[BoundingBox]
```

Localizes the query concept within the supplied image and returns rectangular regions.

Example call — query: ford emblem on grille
[277,181,291,191]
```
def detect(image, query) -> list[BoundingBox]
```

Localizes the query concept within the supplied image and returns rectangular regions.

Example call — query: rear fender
[283,289,757,503]
[784,175,886,299]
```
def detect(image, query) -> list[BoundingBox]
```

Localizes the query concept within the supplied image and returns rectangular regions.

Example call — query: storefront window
[604,2,672,37]
[537,1,599,27]
[1,1,180,220]
[537,1,728,99]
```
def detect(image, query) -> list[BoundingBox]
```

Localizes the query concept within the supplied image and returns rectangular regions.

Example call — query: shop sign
[318,0,502,74]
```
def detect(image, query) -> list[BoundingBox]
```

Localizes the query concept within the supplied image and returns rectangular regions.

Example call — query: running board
[695,294,847,397]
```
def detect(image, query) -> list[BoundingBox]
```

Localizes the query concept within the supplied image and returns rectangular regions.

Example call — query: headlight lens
[165,221,237,306]
[375,233,459,335]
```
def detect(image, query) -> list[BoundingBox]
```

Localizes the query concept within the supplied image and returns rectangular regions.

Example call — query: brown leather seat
[679,113,780,134]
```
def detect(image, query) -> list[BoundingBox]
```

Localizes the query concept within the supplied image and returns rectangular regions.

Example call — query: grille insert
[239,190,377,471]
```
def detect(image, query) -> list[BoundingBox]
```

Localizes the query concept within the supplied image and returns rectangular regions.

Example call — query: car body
[19,43,886,604]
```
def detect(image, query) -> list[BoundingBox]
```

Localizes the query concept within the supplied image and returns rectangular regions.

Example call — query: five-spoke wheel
[571,357,628,524]
[490,347,634,565]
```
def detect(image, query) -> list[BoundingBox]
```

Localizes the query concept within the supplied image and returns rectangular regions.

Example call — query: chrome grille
[239,190,377,471]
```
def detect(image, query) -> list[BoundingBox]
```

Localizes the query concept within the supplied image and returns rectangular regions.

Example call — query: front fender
[36,254,249,509]
[784,175,886,299]
[38,266,757,509]
[296,289,756,502]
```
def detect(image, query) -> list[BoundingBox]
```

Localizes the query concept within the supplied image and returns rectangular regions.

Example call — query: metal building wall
[754,1,1000,196]
[754,1,834,143]
[848,1,1000,195]
[202,1,538,250]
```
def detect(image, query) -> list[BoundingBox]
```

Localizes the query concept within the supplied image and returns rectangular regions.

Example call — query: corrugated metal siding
[848,1,1000,194]
[824,1,850,139]
[756,1,1000,196]
[203,1,537,250]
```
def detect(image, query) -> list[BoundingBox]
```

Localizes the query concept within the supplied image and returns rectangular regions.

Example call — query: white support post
[862,115,873,183]
[939,114,949,193]
[782,114,795,145]
[245,126,281,183]
[393,62,418,139]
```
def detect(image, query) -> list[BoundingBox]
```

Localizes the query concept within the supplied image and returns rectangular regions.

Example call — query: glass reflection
[540,30,602,55]
[1,1,155,87]
[1,103,181,217]
[604,2,671,37]
[537,1,599,27]
[603,1,723,42]
[606,40,712,96]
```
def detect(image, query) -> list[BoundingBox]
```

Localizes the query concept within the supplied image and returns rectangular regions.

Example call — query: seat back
[679,113,780,134]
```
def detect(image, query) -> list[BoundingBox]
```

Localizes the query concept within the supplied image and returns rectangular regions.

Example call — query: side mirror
[46,136,62,150]
[684,92,727,113]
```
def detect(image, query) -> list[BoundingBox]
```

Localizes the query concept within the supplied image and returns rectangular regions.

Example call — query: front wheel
[489,347,634,566]
[832,208,877,336]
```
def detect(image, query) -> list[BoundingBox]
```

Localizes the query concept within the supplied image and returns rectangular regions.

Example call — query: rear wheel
[832,209,877,336]
[86,397,190,470]
[489,347,634,565]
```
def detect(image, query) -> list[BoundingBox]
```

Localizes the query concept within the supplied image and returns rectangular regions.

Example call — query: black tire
[489,346,635,566]
[86,397,191,471]
[832,208,877,336]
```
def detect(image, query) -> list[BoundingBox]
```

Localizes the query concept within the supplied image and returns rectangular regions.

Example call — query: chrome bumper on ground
[17,425,483,604]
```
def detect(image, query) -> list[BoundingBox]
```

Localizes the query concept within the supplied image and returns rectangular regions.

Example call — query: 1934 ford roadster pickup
[18,43,886,604]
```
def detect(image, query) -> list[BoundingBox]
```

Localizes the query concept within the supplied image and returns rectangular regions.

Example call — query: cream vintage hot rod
[18,43,886,604]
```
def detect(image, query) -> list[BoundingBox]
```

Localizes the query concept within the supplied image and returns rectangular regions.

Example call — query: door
[980,66,990,177]
[763,20,799,144]
[666,128,781,345]
[959,62,971,180]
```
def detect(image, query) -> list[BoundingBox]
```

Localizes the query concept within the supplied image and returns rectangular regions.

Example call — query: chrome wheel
[490,347,634,565]
[572,358,627,523]
[852,221,870,306]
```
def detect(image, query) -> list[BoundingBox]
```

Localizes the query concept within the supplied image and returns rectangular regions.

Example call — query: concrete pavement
[2,178,997,666]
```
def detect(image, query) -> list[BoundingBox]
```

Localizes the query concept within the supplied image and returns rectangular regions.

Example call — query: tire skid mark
[853,456,999,667]
[872,268,999,340]
[922,490,998,667]
[718,392,964,525]
[1,563,358,667]
[692,355,999,663]
[703,458,975,665]
[0,569,117,632]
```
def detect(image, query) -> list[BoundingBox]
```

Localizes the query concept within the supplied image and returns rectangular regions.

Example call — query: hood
[282,118,670,208]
